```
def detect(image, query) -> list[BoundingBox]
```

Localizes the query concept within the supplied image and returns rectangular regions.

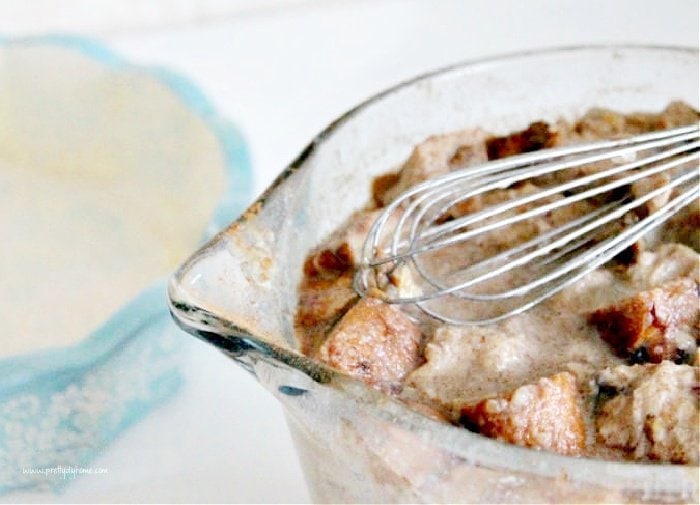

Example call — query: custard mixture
[296,102,699,465]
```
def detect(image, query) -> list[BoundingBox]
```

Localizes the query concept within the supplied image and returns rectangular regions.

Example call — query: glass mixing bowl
[168,46,699,503]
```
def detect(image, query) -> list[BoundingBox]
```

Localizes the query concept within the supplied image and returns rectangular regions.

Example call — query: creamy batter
[296,102,700,464]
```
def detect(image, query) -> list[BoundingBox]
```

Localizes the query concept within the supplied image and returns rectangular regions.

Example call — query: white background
[2,0,698,503]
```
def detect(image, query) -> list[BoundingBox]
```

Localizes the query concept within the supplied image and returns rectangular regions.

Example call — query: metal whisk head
[355,124,700,325]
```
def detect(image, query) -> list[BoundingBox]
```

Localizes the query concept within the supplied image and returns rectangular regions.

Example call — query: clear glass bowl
[169,46,699,503]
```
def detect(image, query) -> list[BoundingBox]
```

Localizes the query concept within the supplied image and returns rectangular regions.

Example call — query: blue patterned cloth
[0,35,251,493]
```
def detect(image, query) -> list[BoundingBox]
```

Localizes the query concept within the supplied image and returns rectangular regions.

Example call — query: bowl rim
[231,43,698,226]
[0,35,253,385]
[170,44,699,496]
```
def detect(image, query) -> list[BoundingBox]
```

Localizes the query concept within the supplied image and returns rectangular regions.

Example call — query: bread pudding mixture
[296,103,699,465]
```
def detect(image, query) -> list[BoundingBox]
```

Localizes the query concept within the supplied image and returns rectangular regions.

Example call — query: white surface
[3,0,699,503]
[0,0,311,35]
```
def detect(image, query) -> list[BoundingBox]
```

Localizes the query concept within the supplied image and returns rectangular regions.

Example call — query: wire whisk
[355,124,700,325]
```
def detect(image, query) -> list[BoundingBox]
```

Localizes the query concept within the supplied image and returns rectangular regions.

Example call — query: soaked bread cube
[380,129,488,205]
[296,272,358,354]
[574,101,699,140]
[485,121,559,160]
[589,278,699,364]
[317,297,423,390]
[304,210,387,278]
[459,371,586,456]
[595,362,699,464]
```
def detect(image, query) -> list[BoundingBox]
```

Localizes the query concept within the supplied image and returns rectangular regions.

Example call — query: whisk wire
[356,125,700,324]
[363,124,699,266]
[408,149,698,264]
[399,169,697,305]
[412,140,699,250]
[422,182,700,326]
